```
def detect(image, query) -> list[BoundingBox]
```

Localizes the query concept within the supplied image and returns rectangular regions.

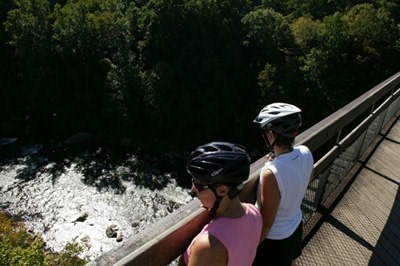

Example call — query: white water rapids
[0,144,192,261]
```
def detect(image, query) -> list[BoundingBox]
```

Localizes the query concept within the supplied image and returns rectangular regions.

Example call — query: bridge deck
[297,119,400,265]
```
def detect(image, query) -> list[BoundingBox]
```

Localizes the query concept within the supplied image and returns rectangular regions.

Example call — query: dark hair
[274,134,295,148]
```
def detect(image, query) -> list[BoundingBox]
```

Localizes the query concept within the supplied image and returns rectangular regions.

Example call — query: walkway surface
[297,119,400,265]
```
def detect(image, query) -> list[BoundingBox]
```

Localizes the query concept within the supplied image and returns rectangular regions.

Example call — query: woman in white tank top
[252,103,314,266]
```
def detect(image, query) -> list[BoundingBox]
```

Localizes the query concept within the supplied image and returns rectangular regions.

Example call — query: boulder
[106,224,118,238]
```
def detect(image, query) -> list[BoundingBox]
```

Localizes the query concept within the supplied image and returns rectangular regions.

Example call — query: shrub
[0,212,89,266]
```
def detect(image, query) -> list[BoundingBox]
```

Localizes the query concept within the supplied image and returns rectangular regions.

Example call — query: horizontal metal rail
[89,71,400,266]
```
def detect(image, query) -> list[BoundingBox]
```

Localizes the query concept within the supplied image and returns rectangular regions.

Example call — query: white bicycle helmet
[253,102,302,137]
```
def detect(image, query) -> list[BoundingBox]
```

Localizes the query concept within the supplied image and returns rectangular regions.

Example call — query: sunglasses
[191,178,210,192]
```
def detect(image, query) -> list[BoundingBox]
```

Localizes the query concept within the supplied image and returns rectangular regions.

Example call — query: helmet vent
[253,103,302,133]
[269,111,280,115]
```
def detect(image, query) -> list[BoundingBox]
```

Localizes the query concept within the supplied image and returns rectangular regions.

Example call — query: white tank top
[256,145,313,239]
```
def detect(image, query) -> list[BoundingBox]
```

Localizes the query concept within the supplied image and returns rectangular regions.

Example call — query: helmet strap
[262,131,279,154]
[208,183,244,217]
[227,183,244,199]
[271,134,281,149]
[209,197,222,218]
[208,184,227,218]
[209,196,222,218]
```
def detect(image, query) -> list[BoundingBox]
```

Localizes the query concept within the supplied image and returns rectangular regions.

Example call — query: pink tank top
[184,203,262,266]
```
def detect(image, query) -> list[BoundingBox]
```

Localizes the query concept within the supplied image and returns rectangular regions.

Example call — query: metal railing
[89,71,400,266]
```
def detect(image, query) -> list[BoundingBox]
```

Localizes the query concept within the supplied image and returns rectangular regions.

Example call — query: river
[0,140,192,261]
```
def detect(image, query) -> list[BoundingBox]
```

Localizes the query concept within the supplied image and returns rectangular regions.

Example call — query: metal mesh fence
[301,91,400,225]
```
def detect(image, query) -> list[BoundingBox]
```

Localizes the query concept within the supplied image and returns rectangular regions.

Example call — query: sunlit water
[0,144,192,261]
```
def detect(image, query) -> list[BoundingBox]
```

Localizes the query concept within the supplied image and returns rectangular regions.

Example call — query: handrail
[88,71,400,266]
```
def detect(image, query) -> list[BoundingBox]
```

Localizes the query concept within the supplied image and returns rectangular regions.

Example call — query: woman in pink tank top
[178,142,262,266]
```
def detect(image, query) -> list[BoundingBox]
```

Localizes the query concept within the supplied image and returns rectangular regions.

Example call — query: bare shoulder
[261,169,276,184]
[189,233,227,266]
[261,169,279,196]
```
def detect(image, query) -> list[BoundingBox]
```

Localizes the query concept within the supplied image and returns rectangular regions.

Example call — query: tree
[4,0,56,138]
[52,0,140,136]
[293,3,400,118]
[343,3,400,81]
[0,0,18,136]
[242,8,302,110]
[137,0,253,148]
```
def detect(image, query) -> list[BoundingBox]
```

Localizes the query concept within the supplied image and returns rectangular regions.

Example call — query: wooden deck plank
[298,120,400,265]
[298,221,372,265]
[366,137,400,183]
[343,182,400,262]
[350,173,400,240]
[356,170,400,212]
[387,119,400,141]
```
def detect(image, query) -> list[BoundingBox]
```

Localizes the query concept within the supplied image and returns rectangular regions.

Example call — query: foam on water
[0,152,192,260]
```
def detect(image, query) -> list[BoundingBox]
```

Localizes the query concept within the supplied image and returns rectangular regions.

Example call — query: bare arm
[188,234,227,266]
[259,169,280,243]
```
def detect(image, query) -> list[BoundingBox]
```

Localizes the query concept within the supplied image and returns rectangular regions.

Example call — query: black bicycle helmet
[187,141,250,185]
[187,142,250,217]
[253,102,302,137]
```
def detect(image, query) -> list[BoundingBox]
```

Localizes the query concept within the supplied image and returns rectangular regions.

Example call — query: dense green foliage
[1,0,399,151]
[0,212,88,265]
